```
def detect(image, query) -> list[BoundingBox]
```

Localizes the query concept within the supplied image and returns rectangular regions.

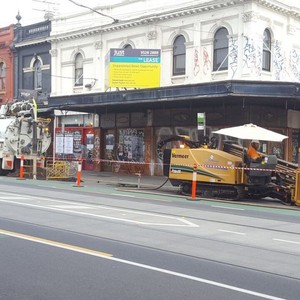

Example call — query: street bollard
[74,160,83,187]
[18,155,25,180]
[135,172,141,189]
[191,163,197,200]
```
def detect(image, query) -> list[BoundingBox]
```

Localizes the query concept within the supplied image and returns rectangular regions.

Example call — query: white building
[48,0,300,173]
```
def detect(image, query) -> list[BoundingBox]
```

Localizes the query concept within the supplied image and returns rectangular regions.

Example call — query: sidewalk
[80,170,178,192]
[77,171,300,209]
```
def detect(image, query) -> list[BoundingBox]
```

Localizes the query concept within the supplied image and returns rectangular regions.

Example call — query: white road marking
[212,205,245,211]
[0,196,26,200]
[112,193,172,203]
[273,238,300,245]
[38,185,57,188]
[49,205,95,209]
[218,229,246,235]
[0,198,198,227]
[112,193,137,198]
[0,229,286,300]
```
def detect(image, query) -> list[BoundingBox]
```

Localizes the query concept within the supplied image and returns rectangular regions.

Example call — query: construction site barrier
[46,160,73,180]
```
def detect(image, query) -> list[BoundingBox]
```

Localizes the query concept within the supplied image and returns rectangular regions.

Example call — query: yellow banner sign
[106,49,161,89]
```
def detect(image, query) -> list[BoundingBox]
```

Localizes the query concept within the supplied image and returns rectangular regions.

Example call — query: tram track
[1,215,300,283]
[0,186,299,237]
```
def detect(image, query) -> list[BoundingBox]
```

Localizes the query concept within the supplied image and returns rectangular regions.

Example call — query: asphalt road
[0,176,299,300]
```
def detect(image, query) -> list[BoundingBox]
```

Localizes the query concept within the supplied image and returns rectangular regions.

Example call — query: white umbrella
[213,123,288,142]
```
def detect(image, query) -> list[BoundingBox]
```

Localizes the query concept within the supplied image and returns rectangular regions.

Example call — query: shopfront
[98,111,151,174]
[49,81,300,175]
[54,111,96,170]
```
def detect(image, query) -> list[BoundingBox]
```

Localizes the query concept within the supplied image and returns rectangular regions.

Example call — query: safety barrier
[46,160,72,180]
[44,155,299,175]
[34,154,299,205]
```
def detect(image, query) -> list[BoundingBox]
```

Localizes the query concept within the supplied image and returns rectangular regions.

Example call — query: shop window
[0,62,6,90]
[173,35,186,76]
[83,114,94,127]
[262,29,271,71]
[213,27,229,71]
[117,129,144,162]
[55,129,82,160]
[59,114,84,127]
[75,53,83,86]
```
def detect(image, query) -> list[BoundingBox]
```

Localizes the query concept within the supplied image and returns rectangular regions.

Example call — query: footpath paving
[79,171,300,210]
[80,170,179,195]
[4,170,299,209]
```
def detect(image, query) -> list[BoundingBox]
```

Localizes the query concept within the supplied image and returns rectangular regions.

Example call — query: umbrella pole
[242,140,246,184]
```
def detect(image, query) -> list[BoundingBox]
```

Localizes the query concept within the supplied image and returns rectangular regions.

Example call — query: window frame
[262,29,271,72]
[33,59,42,90]
[213,27,229,71]
[123,44,132,49]
[0,62,6,91]
[172,35,186,76]
[74,53,83,86]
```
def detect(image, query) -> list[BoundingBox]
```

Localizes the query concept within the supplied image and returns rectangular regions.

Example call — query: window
[213,27,229,71]
[75,53,83,86]
[173,35,186,76]
[262,29,271,71]
[123,44,132,49]
[0,62,6,90]
[33,59,42,90]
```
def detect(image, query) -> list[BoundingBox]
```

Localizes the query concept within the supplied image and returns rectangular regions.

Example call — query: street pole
[32,99,38,180]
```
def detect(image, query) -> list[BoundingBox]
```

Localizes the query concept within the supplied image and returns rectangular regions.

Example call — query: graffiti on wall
[229,37,238,78]
[113,129,145,174]
[117,129,145,162]
[194,48,200,76]
[202,47,211,75]
[290,49,300,82]
[274,40,286,80]
[243,36,262,76]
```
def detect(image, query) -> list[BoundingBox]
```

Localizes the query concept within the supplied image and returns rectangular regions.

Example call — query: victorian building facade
[47,0,300,175]
[12,19,51,107]
[0,25,14,104]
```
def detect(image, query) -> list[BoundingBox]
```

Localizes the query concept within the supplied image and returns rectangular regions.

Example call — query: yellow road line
[0,229,112,258]
[0,230,285,299]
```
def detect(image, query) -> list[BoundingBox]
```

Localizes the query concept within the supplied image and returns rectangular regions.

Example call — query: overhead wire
[67,0,119,23]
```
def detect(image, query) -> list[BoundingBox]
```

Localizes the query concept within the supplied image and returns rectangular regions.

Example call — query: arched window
[0,62,6,90]
[213,27,229,71]
[123,44,132,49]
[262,29,271,71]
[75,53,83,86]
[33,59,42,90]
[173,35,186,76]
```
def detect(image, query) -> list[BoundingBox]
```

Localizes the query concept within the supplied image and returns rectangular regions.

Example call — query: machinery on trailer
[162,135,300,206]
[0,100,51,175]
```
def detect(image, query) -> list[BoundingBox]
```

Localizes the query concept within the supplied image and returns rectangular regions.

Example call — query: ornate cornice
[243,11,260,23]
[48,0,300,43]
[14,38,50,48]
[256,0,300,18]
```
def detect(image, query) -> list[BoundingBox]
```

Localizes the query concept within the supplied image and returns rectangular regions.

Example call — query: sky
[0,0,100,27]
[1,0,300,28]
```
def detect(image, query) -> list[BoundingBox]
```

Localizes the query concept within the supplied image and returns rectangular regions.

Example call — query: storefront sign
[197,113,206,131]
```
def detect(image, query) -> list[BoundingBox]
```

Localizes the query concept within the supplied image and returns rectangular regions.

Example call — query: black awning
[48,80,300,113]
